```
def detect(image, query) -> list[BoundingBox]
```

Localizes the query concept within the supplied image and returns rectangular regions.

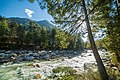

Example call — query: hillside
[8,17,54,29]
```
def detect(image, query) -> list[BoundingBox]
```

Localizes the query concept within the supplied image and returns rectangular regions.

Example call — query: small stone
[88,54,92,56]
[61,58,65,61]
[81,55,84,57]
[68,56,72,59]
[75,66,79,68]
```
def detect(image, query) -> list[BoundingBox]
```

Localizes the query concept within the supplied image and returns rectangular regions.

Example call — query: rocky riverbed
[0,50,109,80]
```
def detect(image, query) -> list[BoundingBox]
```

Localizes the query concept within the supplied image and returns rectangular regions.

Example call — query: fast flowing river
[0,50,107,80]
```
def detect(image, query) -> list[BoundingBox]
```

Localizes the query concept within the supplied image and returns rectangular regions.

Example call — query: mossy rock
[35,64,40,68]
[46,67,84,80]
[27,63,35,67]
[34,74,41,79]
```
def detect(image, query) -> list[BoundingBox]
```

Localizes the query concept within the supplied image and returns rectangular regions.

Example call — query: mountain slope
[37,20,54,29]
[8,17,54,29]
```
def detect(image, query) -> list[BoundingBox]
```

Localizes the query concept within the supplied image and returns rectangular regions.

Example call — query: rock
[84,63,97,71]
[34,73,41,79]
[28,63,35,67]
[38,51,41,54]
[49,51,52,53]
[38,51,46,54]
[81,54,86,57]
[88,54,92,56]
[26,56,34,61]
[75,66,79,68]
[35,64,40,68]
[81,55,84,57]
[87,50,92,53]
[5,51,11,54]
[28,51,33,53]
[51,52,56,55]
[112,67,118,71]
[61,58,65,61]
[101,57,109,62]
[74,52,78,55]
[43,55,50,59]
[11,53,17,59]
[0,53,6,57]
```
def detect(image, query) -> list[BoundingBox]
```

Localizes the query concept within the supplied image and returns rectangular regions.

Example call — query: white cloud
[25,9,35,18]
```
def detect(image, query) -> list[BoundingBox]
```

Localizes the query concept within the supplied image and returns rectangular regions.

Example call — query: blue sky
[0,0,53,21]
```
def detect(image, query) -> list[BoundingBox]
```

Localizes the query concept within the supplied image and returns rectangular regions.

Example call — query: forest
[0,16,84,50]
[0,0,120,80]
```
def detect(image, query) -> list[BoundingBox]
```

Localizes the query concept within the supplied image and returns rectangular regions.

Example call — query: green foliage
[90,0,120,64]
[106,65,120,80]
[52,67,76,74]
[95,38,109,50]
[85,69,102,80]
[0,16,84,50]
[46,67,84,80]
[55,28,69,49]
[84,42,91,49]
[46,67,105,80]
[0,17,9,37]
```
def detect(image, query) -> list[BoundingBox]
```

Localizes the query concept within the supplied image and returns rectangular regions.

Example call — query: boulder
[34,74,41,79]
[35,64,41,68]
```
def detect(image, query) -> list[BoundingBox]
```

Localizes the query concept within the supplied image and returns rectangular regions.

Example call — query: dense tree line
[0,16,84,50]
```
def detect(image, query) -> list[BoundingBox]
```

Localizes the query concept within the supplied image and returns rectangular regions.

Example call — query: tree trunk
[81,0,109,80]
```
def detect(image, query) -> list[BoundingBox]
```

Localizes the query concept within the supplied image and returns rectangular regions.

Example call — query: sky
[0,0,53,21]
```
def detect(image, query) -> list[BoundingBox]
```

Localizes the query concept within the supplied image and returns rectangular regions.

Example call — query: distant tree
[33,27,41,46]
[51,28,56,49]
[8,22,18,45]
[16,24,26,46]
[0,17,9,44]
[75,35,84,50]
[40,27,48,49]
[25,31,33,46]
[55,28,69,49]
